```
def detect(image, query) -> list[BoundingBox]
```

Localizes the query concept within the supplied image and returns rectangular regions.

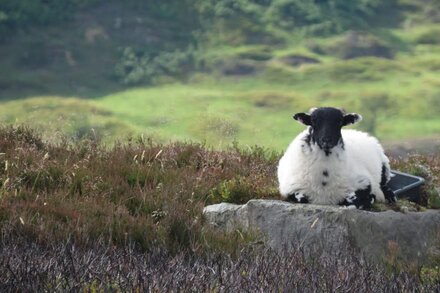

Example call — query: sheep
[277,107,396,209]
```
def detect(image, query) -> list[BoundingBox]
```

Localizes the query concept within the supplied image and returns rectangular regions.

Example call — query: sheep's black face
[293,107,362,153]
[309,108,344,151]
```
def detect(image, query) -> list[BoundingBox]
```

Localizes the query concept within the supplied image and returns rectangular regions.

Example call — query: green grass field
[1,7,440,151]
[2,46,440,150]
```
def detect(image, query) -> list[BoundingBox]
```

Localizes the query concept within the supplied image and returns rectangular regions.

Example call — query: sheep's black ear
[343,113,362,126]
[293,113,312,126]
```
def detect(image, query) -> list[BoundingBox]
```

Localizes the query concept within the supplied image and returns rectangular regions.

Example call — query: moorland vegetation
[1,1,440,290]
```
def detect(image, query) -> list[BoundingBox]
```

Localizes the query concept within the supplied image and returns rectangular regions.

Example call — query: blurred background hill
[0,0,439,151]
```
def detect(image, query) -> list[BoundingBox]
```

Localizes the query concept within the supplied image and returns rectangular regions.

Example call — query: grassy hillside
[0,2,440,150]
[2,41,440,149]
[0,1,440,150]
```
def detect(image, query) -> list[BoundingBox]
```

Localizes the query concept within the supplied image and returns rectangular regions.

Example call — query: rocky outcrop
[203,200,440,264]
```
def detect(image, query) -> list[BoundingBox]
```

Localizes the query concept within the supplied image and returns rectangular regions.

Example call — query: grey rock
[203,199,440,264]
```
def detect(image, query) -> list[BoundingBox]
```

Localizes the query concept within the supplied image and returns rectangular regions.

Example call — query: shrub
[236,46,273,61]
[209,176,256,204]
[420,266,440,285]
[0,0,101,40]
[414,27,440,45]
[390,154,440,209]
[219,59,258,76]
[302,57,402,83]
[0,126,279,252]
[323,31,394,59]
[114,47,196,85]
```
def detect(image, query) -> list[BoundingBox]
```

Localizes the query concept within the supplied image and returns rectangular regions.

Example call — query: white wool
[278,129,390,204]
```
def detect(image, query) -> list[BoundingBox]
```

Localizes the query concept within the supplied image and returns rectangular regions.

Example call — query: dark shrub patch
[324,31,394,59]
[279,54,320,67]
[237,47,273,61]
[414,27,440,45]
[221,60,258,76]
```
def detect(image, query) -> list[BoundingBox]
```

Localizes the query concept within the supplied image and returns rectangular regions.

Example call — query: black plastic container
[388,170,425,202]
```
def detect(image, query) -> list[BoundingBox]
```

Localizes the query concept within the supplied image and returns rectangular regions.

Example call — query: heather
[0,126,279,253]
[0,126,439,290]
[2,241,438,292]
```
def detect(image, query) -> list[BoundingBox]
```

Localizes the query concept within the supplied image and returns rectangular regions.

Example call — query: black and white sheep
[277,107,396,209]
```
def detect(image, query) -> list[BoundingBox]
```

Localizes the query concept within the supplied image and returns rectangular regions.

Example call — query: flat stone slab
[203,200,440,264]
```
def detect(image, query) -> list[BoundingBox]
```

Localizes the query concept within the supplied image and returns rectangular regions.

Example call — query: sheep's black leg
[381,185,396,203]
[380,164,397,203]
[286,192,309,203]
[339,185,375,209]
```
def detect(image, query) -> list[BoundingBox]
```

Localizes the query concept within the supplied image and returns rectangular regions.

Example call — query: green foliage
[0,0,199,42]
[401,0,440,23]
[208,173,279,205]
[427,188,440,209]
[390,155,440,209]
[195,0,401,45]
[209,177,255,204]
[0,0,400,45]
[127,0,199,26]
[414,27,440,45]
[420,266,440,285]
[320,31,394,59]
[0,0,102,40]
[114,47,196,85]
[0,0,436,47]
